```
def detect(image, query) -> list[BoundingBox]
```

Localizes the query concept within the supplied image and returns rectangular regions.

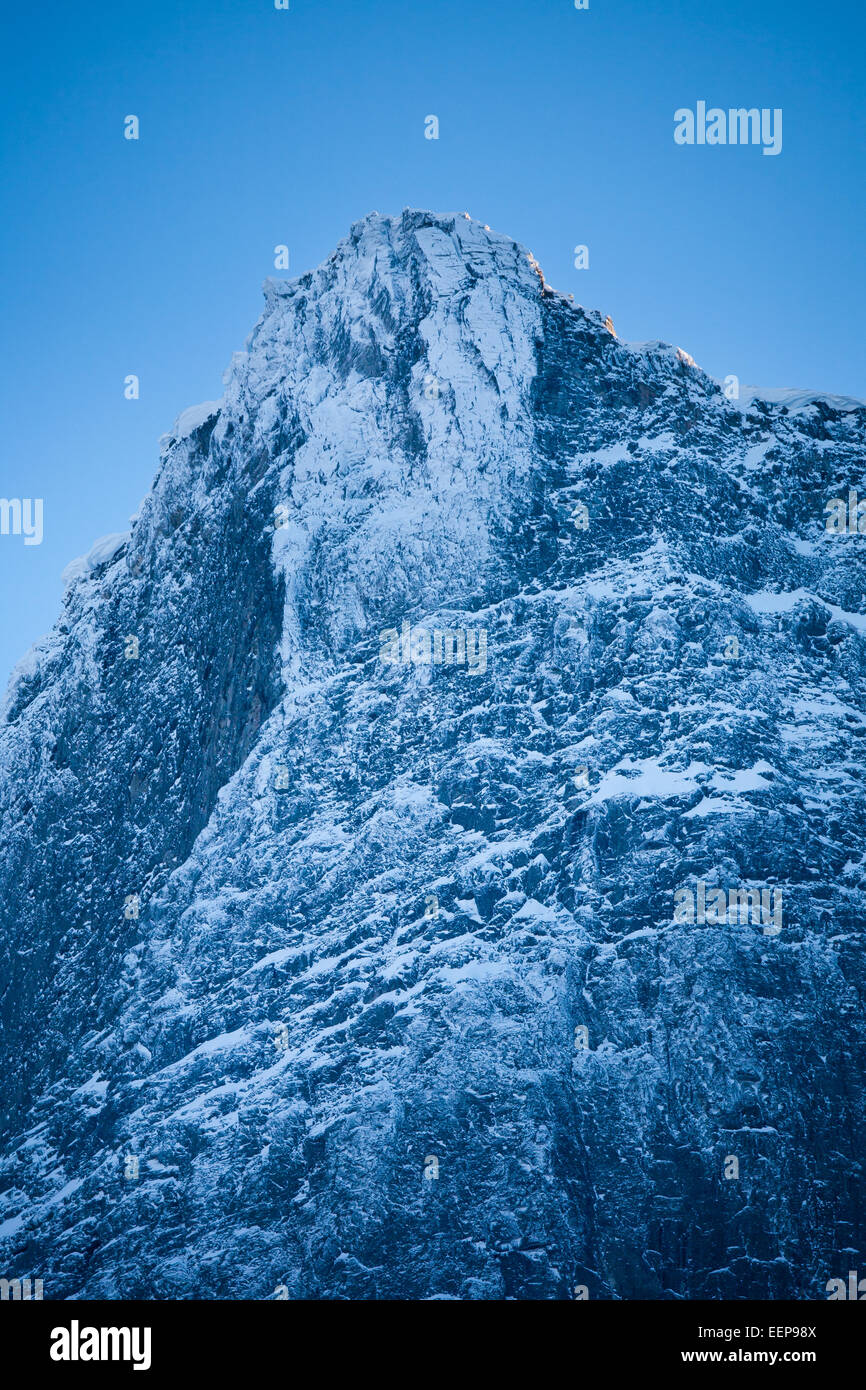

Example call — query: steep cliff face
[1,210,864,1299]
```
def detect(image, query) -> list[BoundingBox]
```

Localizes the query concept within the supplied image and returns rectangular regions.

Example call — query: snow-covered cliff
[2,210,865,1299]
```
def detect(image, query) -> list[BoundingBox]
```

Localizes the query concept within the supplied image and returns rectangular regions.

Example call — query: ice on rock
[61,531,130,587]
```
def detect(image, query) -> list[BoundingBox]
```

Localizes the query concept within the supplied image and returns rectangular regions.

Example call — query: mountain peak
[2,212,865,1301]
[261,208,549,316]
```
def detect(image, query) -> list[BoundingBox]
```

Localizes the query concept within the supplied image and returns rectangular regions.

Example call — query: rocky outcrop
[1,211,864,1299]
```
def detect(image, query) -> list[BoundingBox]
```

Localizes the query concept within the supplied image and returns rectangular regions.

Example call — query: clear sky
[1,0,864,687]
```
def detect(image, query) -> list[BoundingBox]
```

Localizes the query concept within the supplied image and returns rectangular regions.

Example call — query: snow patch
[61,532,130,588]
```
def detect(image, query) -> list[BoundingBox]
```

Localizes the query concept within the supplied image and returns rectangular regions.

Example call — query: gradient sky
[1,0,864,686]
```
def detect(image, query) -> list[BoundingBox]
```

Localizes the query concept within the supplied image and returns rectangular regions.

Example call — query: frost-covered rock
[1,210,865,1300]
[61,532,131,588]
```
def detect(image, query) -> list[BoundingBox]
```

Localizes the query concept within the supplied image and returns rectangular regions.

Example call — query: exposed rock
[1,210,864,1300]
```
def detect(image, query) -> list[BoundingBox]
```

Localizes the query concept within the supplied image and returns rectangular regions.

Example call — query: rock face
[1,209,865,1301]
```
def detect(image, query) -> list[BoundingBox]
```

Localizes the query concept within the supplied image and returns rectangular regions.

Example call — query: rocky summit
[1,210,865,1300]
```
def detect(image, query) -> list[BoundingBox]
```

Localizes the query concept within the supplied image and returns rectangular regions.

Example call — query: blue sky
[1,0,863,686]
